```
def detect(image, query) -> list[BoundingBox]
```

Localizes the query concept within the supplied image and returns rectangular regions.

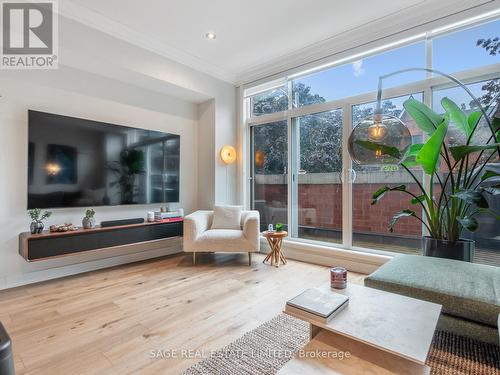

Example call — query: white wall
[0,14,240,289]
[55,16,238,208]
[0,67,200,289]
[197,100,216,209]
[214,90,238,205]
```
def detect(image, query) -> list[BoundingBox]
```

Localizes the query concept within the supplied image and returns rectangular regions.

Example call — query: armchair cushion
[211,205,242,230]
[198,229,253,252]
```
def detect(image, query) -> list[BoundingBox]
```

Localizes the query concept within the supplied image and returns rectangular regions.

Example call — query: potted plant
[370,97,500,262]
[275,223,284,232]
[82,208,96,229]
[28,208,52,234]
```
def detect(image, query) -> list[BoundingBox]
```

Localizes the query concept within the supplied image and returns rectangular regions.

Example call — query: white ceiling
[63,0,494,84]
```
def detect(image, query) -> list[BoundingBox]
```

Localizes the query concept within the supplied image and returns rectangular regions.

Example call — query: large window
[292,42,426,107]
[292,109,343,244]
[351,93,424,253]
[245,16,500,266]
[251,121,288,231]
[251,87,288,117]
[433,19,500,74]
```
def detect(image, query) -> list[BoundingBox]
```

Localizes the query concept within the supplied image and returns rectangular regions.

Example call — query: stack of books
[154,211,182,221]
[286,288,349,323]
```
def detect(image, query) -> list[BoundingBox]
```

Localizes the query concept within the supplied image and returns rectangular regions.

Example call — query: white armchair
[183,210,260,265]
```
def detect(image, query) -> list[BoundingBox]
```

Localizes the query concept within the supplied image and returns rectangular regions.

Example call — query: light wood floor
[0,253,364,375]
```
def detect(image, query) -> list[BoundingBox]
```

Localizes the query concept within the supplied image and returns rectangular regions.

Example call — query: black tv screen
[28,110,180,209]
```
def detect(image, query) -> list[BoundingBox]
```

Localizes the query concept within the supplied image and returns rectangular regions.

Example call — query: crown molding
[59,0,238,84]
[235,0,497,86]
[57,0,496,89]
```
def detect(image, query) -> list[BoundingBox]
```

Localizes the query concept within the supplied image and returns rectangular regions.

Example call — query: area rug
[182,314,500,375]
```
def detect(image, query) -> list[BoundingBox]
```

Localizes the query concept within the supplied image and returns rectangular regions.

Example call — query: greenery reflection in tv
[28,110,180,209]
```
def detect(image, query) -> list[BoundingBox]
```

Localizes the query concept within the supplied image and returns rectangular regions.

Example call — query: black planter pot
[422,236,475,262]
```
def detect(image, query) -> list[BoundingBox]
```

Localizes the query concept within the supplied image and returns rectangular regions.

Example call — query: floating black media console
[19,219,183,261]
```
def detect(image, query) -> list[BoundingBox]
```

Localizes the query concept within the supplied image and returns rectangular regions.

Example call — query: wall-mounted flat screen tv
[28,110,180,209]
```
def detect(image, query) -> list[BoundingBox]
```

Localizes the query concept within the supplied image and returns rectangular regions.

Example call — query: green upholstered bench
[365,254,500,345]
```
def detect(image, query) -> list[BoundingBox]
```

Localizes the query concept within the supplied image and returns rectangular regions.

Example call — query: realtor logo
[1,0,58,69]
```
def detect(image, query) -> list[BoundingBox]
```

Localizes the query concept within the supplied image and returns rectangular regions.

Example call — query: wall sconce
[220,145,236,164]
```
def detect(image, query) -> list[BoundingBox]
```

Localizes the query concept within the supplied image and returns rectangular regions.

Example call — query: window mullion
[287,114,294,236]
[342,103,353,249]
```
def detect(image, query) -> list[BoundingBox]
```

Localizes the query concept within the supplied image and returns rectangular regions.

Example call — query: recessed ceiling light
[205,32,216,40]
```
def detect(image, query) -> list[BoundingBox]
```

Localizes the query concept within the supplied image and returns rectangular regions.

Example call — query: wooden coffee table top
[285,283,442,365]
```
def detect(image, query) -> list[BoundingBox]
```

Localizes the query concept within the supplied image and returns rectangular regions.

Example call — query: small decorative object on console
[268,224,274,232]
[147,212,155,222]
[331,267,347,289]
[50,223,78,232]
[82,208,96,229]
[154,211,183,221]
[28,208,52,234]
[275,223,283,232]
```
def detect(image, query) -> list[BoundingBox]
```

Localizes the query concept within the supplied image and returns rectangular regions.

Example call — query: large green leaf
[388,209,416,232]
[449,143,500,161]
[371,186,390,204]
[493,117,500,133]
[416,119,448,175]
[467,111,482,138]
[458,217,478,232]
[406,143,424,156]
[354,140,402,159]
[401,143,423,167]
[411,195,426,205]
[459,208,500,232]
[441,97,470,137]
[403,98,443,135]
[451,190,489,208]
[481,170,500,182]
[371,185,406,205]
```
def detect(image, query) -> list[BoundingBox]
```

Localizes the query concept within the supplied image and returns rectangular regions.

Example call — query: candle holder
[331,267,347,289]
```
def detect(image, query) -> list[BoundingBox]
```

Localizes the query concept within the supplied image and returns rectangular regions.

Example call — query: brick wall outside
[254,182,423,237]
[352,183,422,236]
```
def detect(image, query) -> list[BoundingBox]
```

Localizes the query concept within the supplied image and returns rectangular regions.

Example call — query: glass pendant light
[347,67,497,165]
[348,71,413,165]
[367,113,388,141]
[348,113,412,165]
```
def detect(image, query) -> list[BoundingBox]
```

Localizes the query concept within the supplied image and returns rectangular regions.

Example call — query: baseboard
[2,237,389,290]
[260,237,392,274]
[1,242,183,290]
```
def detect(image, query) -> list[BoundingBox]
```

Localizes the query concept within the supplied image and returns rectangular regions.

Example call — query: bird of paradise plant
[369,97,500,243]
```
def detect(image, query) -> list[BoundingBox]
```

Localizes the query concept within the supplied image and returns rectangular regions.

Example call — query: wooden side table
[263,231,288,267]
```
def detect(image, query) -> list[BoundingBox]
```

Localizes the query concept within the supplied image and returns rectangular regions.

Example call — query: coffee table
[281,283,441,374]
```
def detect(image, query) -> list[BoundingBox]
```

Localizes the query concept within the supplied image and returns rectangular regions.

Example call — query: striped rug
[182,314,500,375]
